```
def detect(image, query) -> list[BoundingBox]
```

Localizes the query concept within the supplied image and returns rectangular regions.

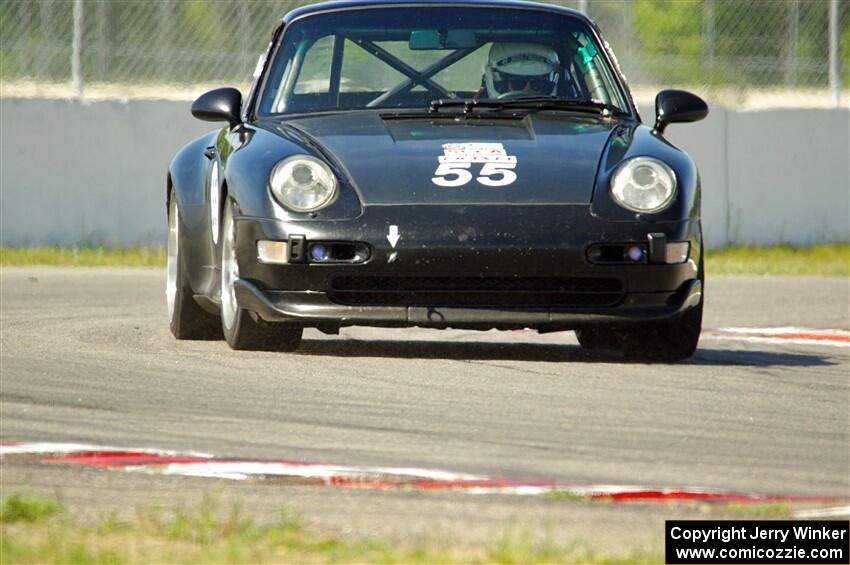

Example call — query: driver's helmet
[484,43,560,98]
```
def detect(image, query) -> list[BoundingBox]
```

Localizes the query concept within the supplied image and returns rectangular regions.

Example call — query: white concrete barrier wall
[650,104,850,247]
[1,97,848,247]
[1,98,210,246]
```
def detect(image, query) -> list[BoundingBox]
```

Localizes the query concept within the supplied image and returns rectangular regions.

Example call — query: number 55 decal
[432,143,518,188]
[432,163,473,187]
[477,163,517,187]
[431,163,517,187]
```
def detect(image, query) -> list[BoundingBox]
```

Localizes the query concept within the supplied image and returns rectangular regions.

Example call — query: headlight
[610,157,677,213]
[269,155,337,212]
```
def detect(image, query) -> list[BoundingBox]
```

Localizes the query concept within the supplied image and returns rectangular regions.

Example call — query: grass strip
[704,243,849,276]
[0,246,166,267]
[1,493,659,564]
[1,244,847,276]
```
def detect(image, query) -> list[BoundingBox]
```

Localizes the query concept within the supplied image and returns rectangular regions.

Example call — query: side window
[571,32,625,108]
[294,35,333,94]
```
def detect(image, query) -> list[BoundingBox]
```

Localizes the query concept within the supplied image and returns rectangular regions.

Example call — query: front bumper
[233,205,702,331]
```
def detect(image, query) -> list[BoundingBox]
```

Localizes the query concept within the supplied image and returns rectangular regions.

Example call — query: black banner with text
[665,520,849,564]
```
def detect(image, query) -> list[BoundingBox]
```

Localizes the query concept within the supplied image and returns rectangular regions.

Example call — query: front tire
[220,201,303,351]
[576,301,702,361]
[616,297,702,362]
[619,252,704,362]
[576,252,704,362]
[167,196,221,340]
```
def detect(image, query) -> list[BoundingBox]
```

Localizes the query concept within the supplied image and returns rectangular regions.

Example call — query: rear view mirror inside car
[409,29,478,50]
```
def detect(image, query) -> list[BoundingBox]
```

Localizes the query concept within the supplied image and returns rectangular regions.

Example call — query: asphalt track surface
[1,267,848,547]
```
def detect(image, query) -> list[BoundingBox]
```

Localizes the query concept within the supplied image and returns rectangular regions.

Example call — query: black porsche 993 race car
[167,0,709,360]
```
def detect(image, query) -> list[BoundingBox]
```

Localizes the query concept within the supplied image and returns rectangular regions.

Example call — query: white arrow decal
[387,225,400,248]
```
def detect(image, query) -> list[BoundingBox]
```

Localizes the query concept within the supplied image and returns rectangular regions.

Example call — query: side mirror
[654,89,708,134]
[191,87,242,128]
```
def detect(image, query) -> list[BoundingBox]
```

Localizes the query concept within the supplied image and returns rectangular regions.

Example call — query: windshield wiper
[428,98,502,114]
[491,96,626,116]
[429,96,626,117]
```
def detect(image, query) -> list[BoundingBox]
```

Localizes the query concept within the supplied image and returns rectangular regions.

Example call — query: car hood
[263,111,621,206]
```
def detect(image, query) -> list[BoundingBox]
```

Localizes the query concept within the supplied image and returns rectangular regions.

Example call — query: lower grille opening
[328,276,624,307]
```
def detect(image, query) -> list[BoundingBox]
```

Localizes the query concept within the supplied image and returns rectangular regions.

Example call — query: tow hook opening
[305,241,370,264]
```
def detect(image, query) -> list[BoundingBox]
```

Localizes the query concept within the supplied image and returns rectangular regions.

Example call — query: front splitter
[233,278,703,329]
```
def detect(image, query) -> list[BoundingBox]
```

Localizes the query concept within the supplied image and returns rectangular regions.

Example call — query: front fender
[168,130,221,294]
[223,123,363,222]
[169,132,219,210]
[590,123,700,223]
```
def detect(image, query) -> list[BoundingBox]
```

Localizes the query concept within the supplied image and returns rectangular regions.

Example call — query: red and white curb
[1,442,846,517]
[703,327,850,348]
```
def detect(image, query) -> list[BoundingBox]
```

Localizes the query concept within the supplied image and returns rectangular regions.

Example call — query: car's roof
[281,0,591,26]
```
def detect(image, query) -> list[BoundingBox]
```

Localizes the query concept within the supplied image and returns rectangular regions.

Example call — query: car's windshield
[257,7,630,116]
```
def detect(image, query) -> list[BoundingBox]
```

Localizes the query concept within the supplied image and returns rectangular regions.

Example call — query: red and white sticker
[438,143,517,164]
[433,143,517,188]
